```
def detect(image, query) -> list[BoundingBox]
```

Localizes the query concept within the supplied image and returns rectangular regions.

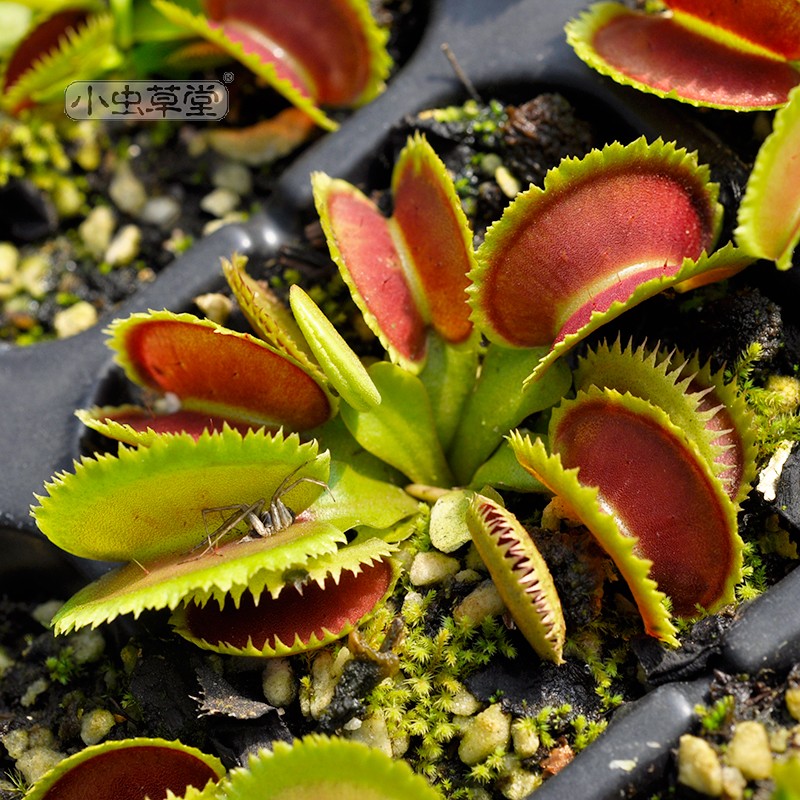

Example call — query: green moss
[728,342,800,461]
[45,646,81,686]
[695,695,735,733]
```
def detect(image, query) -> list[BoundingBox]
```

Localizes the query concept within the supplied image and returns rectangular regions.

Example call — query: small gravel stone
[451,683,482,717]
[78,205,116,259]
[17,254,49,298]
[52,177,83,218]
[786,686,800,721]
[0,242,18,281]
[69,629,105,665]
[409,551,460,586]
[21,678,49,708]
[677,734,722,796]
[453,579,506,625]
[15,746,65,785]
[499,765,541,800]
[200,187,239,217]
[194,292,232,324]
[31,600,62,626]
[511,718,540,758]
[262,658,296,707]
[139,196,181,229]
[726,720,772,780]
[1,729,29,759]
[53,301,98,338]
[201,212,248,236]
[454,568,482,584]
[344,709,392,756]
[301,650,348,720]
[104,224,141,267]
[212,161,253,196]
[109,161,147,215]
[459,703,511,766]
[721,765,746,800]
[80,708,116,745]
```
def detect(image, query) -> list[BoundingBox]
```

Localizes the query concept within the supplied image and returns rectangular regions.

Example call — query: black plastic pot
[2,1,799,796]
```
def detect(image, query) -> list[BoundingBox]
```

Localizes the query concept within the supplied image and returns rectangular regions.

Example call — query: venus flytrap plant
[307,129,759,658]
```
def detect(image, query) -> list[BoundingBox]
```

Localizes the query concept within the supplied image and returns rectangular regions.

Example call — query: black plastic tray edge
[533,677,711,799]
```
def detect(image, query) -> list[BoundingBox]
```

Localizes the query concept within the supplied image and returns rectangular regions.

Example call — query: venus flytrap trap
[21,737,225,800]
[468,136,754,386]
[566,0,800,110]
[32,427,417,655]
[735,84,800,271]
[153,0,391,132]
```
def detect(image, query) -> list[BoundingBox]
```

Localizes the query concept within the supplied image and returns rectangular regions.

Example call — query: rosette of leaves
[32,427,419,656]
[566,0,800,110]
[508,340,755,644]
[22,737,225,800]
[301,130,761,660]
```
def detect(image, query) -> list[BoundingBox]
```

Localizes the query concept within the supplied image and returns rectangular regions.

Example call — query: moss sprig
[728,342,800,461]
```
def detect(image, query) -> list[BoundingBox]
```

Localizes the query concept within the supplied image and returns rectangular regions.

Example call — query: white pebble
[451,683,482,717]
[104,224,141,266]
[212,161,252,196]
[21,678,49,708]
[726,720,772,780]
[459,703,511,765]
[677,734,722,796]
[0,242,18,281]
[409,550,460,586]
[344,709,392,756]
[194,292,232,324]
[139,196,180,229]
[69,629,105,664]
[1,729,29,759]
[200,187,239,218]
[80,708,116,745]
[454,580,506,626]
[262,658,296,707]
[15,746,65,785]
[511,718,540,759]
[109,161,147,215]
[78,206,116,259]
[201,212,247,236]
[54,301,98,338]
[31,600,62,627]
